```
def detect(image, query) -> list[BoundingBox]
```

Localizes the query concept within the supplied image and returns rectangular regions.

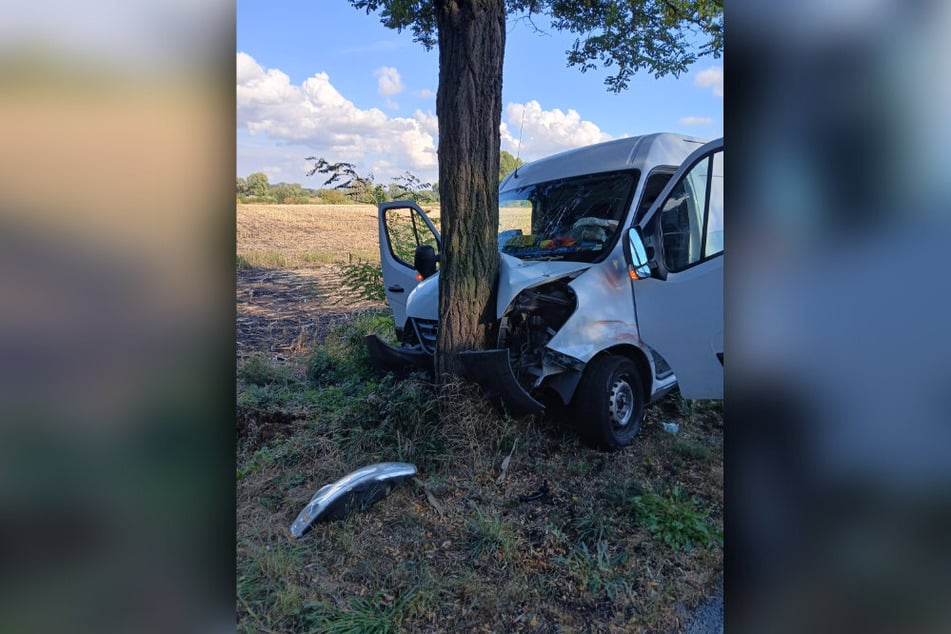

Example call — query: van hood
[495,254,590,319]
[405,254,590,322]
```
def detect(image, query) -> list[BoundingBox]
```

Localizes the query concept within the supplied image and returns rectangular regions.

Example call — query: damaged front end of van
[365,133,724,449]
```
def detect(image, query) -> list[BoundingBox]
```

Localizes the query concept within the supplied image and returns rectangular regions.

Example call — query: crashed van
[367,132,723,449]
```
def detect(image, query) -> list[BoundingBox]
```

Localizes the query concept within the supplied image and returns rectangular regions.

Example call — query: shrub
[239,355,286,386]
[337,258,385,304]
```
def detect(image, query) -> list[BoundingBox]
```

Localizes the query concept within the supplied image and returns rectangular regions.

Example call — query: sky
[237,1,723,187]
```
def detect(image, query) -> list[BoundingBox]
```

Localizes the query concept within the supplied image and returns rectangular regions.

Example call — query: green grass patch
[672,438,713,461]
[556,540,632,601]
[632,487,722,551]
[240,250,288,269]
[238,354,291,386]
[464,507,520,562]
[301,250,338,265]
[316,589,418,634]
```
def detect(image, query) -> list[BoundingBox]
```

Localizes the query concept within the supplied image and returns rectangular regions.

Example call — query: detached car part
[289,462,417,538]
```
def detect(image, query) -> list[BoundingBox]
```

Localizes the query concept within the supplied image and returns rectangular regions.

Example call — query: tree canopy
[350,1,722,91]
[499,150,524,183]
[245,172,269,197]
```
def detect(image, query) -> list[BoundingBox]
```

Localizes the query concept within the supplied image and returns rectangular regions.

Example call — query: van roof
[499,132,708,191]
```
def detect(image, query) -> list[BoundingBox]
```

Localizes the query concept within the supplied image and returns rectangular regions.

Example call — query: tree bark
[434,0,505,381]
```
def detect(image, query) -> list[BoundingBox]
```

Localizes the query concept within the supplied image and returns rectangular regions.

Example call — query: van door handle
[387,285,405,293]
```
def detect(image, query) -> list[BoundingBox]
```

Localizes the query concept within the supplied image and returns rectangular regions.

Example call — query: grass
[464,507,521,562]
[236,204,724,631]
[236,311,724,632]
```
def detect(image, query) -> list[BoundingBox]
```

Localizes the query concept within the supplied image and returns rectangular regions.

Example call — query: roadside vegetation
[236,309,723,632]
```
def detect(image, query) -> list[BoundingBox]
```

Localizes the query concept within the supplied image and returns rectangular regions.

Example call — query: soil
[235,265,384,363]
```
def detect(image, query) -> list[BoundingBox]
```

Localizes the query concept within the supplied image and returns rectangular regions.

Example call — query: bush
[317,189,350,205]
[239,355,286,386]
[337,259,385,303]
[306,349,341,386]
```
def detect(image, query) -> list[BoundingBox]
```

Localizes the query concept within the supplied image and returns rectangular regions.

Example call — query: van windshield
[498,170,638,262]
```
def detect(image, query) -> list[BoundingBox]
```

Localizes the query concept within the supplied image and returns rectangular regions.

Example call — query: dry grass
[238,203,442,268]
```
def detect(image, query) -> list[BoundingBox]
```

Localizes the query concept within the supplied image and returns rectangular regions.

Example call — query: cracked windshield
[498,171,639,262]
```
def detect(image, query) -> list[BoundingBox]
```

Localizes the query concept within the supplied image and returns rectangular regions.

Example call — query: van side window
[636,169,675,221]
[660,149,723,271]
[704,151,724,257]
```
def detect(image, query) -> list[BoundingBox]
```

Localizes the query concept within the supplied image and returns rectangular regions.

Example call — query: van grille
[411,319,438,355]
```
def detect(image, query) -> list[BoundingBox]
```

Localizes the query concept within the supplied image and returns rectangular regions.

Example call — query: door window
[659,149,723,271]
[704,151,724,258]
[383,207,439,266]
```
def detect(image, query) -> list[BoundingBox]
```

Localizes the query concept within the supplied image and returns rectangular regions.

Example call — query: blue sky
[237,1,722,186]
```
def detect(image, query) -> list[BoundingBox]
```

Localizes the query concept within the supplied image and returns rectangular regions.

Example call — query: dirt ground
[236,265,383,363]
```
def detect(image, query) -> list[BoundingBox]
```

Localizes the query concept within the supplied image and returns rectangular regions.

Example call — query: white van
[366,132,723,449]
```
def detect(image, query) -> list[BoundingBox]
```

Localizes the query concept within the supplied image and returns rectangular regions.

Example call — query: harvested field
[237,203,440,268]
[236,204,401,362]
[236,267,382,363]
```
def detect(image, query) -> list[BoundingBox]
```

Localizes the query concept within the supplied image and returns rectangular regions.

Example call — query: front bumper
[365,334,434,374]
[364,336,545,417]
[458,348,545,417]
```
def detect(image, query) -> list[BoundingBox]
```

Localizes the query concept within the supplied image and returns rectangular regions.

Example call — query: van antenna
[513,107,526,178]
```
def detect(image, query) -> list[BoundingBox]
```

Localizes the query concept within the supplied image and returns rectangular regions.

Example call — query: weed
[237,537,312,632]
[317,589,417,634]
[571,506,617,544]
[306,348,342,386]
[236,431,306,476]
[673,438,712,461]
[464,507,520,562]
[604,479,645,517]
[237,253,252,270]
[556,540,632,601]
[238,355,288,386]
[633,487,722,551]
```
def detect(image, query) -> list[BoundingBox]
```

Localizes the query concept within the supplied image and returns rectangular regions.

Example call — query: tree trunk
[434,0,505,381]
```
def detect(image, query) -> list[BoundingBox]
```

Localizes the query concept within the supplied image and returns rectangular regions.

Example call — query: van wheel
[573,355,644,450]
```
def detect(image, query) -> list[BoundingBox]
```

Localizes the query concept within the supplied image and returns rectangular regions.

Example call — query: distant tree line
[236,169,440,205]
[237,150,523,205]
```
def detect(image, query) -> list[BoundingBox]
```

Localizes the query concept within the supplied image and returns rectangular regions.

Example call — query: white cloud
[679,116,714,126]
[500,100,611,161]
[414,89,435,98]
[237,53,437,181]
[695,66,723,97]
[374,66,404,97]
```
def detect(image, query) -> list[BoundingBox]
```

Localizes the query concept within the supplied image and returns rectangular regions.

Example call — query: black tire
[572,354,644,450]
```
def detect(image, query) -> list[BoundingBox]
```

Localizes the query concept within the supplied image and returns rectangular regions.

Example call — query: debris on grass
[289,462,417,537]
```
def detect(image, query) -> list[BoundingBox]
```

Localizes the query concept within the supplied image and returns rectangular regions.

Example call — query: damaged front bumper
[458,348,545,418]
[365,334,434,374]
[364,336,545,418]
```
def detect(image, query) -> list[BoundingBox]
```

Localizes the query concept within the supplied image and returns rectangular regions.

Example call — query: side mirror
[626,228,652,280]
[414,244,438,279]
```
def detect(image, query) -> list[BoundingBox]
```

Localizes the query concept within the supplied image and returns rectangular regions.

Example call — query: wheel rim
[609,375,635,428]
